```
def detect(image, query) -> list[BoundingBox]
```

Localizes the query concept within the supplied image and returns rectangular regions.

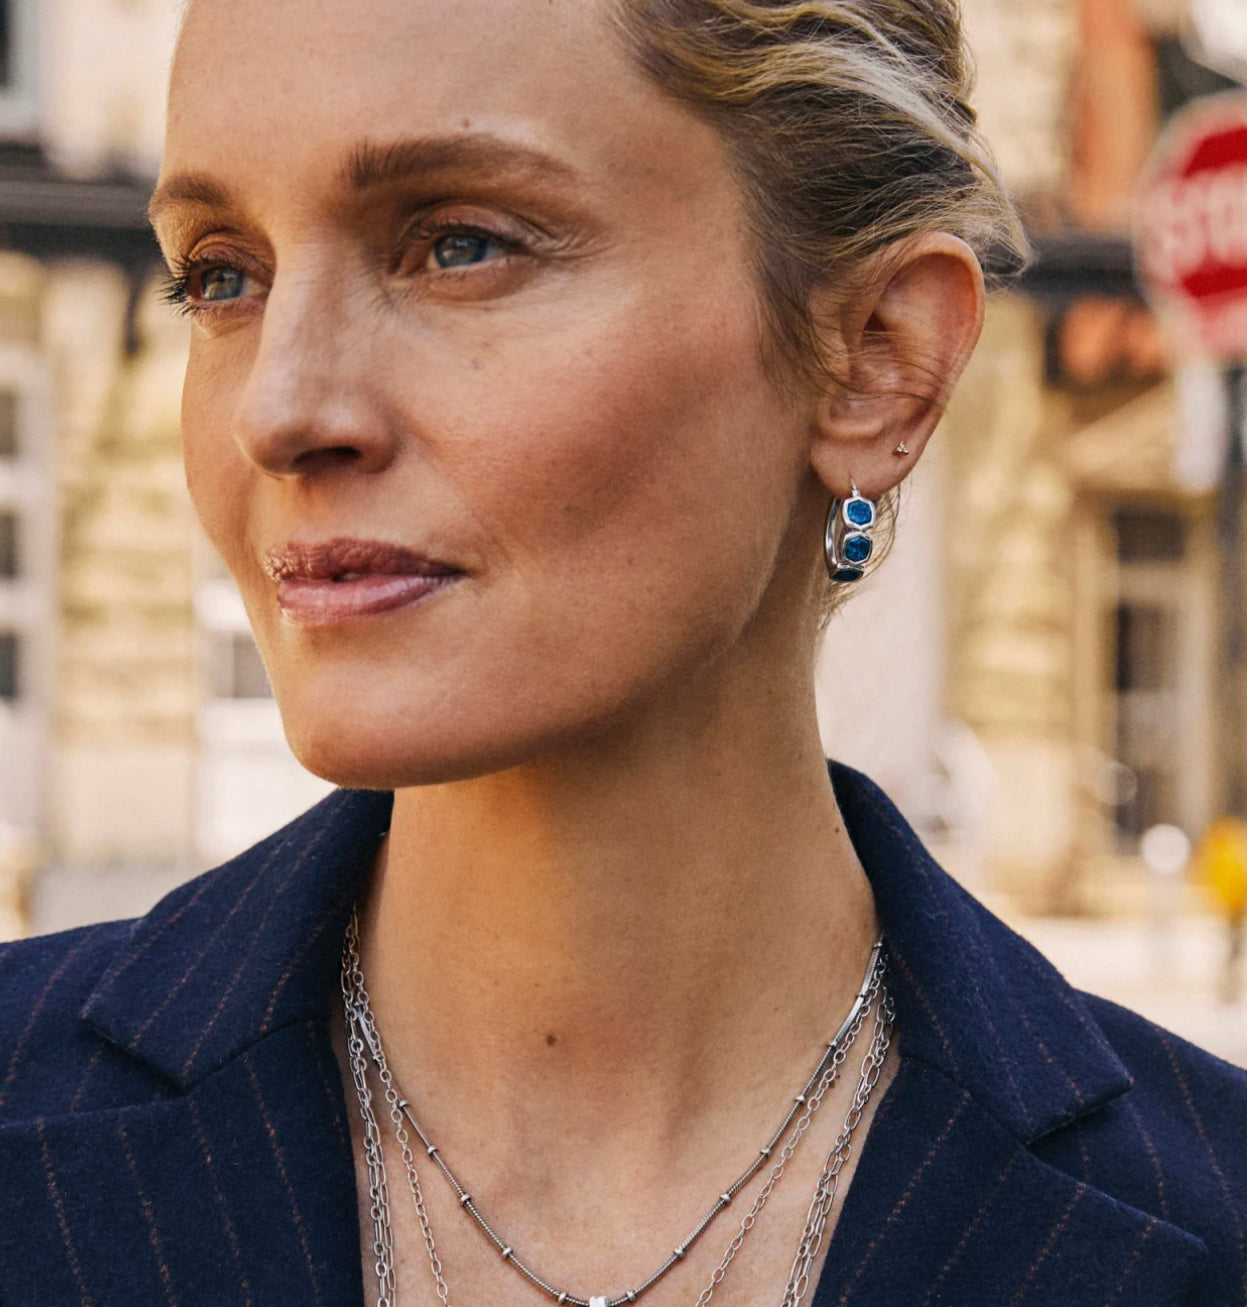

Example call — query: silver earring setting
[824,484,877,584]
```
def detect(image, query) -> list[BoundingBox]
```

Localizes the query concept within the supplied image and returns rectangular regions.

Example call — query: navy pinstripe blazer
[2,764,1245,1305]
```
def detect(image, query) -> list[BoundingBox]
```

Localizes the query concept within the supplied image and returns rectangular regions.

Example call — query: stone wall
[961,0,1077,204]
[940,298,1083,908]
[45,264,195,868]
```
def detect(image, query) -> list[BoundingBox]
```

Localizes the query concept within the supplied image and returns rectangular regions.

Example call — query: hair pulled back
[616,0,1027,375]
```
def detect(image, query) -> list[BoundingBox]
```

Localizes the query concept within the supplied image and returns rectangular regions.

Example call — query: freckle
[461,118,472,130]
[545,1033,558,1047]
[471,358,482,371]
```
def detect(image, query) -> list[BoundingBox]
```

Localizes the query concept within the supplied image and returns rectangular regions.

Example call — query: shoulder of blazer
[0,784,394,1123]
[1031,992,1247,1303]
[830,761,1246,1302]
[0,917,159,1122]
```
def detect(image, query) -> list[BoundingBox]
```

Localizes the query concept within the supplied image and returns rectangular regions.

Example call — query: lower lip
[276,573,461,626]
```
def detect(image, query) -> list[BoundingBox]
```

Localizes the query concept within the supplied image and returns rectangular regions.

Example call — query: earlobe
[808,233,985,498]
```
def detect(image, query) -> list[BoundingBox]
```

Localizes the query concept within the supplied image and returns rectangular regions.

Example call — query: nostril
[290,445,364,474]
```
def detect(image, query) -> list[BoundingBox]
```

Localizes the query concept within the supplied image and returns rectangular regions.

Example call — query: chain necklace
[695,958,890,1306]
[780,981,893,1305]
[342,915,888,1307]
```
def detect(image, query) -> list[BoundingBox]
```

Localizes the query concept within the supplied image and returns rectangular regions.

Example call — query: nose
[232,265,400,479]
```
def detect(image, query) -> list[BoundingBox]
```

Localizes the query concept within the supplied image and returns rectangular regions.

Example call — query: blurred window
[0,0,37,135]
[0,2,11,89]
[194,552,332,866]
[0,357,46,839]
[1113,508,1188,563]
[0,630,17,701]
[0,509,16,579]
[208,630,272,700]
[1112,599,1181,839]
[1115,602,1175,692]
[1109,507,1203,845]
[197,562,275,702]
[0,391,15,459]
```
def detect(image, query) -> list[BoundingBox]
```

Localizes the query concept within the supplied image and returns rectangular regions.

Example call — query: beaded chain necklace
[341,916,893,1307]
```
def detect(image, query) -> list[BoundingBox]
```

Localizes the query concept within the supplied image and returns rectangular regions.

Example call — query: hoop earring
[824,483,877,583]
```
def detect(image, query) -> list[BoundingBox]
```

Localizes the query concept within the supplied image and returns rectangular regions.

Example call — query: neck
[359,676,878,1180]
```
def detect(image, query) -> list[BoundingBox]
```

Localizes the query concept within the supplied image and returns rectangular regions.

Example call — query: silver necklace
[695,957,890,1306]
[780,980,894,1306]
[342,917,887,1307]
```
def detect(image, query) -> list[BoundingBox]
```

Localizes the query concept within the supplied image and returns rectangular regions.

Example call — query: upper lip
[263,537,462,582]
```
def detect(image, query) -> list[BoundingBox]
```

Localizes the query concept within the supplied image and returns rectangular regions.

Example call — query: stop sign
[1136,91,1247,360]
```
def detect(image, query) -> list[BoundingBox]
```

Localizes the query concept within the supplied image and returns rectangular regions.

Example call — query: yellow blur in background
[1197,817,1247,919]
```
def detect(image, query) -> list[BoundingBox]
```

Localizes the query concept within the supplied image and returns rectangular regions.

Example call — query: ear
[808,233,985,499]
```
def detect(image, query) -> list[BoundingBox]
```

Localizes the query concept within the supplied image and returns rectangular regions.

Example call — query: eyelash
[158,256,201,317]
[159,221,527,319]
[159,254,255,319]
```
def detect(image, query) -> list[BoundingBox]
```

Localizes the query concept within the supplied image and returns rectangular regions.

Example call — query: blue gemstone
[832,566,864,583]
[844,498,875,529]
[842,533,872,565]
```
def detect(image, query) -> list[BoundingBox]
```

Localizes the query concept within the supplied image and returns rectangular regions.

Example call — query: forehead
[165,0,722,208]
[173,0,617,109]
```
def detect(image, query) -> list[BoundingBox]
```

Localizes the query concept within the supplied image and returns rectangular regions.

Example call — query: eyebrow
[148,133,579,228]
[341,134,578,192]
[147,174,232,227]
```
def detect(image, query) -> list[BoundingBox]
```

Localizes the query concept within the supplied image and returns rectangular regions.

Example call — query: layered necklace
[341,914,893,1307]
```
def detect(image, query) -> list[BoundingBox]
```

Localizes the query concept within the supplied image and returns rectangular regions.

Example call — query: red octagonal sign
[1136,91,1247,360]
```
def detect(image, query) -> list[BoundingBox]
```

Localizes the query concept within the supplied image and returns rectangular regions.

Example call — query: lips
[264,537,463,626]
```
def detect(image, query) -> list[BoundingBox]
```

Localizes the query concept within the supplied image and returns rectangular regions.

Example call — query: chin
[275,662,661,792]
[265,649,490,788]
[284,714,500,790]
[276,688,571,791]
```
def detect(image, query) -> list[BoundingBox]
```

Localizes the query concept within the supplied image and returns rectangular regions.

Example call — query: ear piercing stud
[894,442,910,457]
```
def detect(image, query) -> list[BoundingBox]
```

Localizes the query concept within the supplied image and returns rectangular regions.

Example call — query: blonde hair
[616,0,1025,610]
[616,0,1027,374]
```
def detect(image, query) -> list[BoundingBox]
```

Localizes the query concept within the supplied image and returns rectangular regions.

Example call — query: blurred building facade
[929,0,1241,910]
[0,0,329,937]
[0,0,1242,936]
[824,0,1246,913]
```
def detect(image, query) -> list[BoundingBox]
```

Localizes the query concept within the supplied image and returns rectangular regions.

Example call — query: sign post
[1136,92,1247,817]
[1217,362,1246,815]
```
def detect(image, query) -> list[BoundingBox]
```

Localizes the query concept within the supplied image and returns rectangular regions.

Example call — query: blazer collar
[82,765,1131,1141]
[832,762,1133,1143]
[82,786,394,1090]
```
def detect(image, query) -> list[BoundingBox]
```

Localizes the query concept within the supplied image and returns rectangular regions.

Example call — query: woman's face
[158,0,825,786]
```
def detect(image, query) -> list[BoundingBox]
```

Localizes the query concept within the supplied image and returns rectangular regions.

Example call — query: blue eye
[200,266,248,302]
[159,259,260,319]
[430,233,499,269]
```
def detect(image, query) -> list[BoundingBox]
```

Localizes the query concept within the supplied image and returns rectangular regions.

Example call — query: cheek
[181,345,252,566]
[458,282,792,598]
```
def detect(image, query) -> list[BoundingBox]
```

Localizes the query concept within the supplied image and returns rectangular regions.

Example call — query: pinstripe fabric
[0,768,1243,1306]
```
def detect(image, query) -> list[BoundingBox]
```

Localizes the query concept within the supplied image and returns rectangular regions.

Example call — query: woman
[0,0,1243,1303]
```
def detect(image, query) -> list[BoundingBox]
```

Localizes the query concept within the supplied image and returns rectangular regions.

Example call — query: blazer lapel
[818,764,1208,1305]
[812,1059,1205,1307]
[0,1019,363,1307]
[0,787,394,1307]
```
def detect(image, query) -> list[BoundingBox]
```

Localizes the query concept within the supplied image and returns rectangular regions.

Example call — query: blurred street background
[0,0,1246,1068]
